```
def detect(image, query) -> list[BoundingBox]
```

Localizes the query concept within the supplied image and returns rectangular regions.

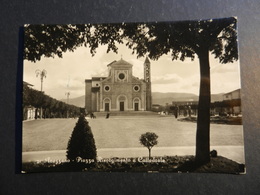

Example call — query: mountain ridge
[61,92,225,107]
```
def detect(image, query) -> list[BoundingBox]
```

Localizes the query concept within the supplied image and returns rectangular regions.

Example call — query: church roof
[112,58,132,66]
[107,60,117,67]
[223,88,241,95]
[92,77,107,81]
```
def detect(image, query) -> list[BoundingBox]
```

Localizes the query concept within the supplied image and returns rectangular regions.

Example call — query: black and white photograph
[21,17,245,174]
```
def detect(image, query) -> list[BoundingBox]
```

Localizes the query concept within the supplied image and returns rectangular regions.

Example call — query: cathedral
[85,57,152,113]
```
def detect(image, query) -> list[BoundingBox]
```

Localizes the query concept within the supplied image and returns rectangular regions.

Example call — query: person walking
[106,112,110,119]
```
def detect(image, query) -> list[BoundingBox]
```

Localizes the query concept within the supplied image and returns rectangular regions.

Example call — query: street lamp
[35,69,47,119]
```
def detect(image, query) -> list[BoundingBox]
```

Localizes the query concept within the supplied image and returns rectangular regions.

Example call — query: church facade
[85,57,152,112]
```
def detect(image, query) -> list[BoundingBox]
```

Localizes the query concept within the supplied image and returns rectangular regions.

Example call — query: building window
[133,85,140,92]
[104,85,110,92]
[119,73,125,80]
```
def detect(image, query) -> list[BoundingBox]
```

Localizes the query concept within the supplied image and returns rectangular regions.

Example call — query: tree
[24,24,123,62]
[67,115,97,161]
[123,18,238,164]
[139,132,158,159]
[22,83,81,119]
[24,17,238,164]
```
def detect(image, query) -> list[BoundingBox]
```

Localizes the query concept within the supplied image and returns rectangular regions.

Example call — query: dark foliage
[212,99,241,108]
[67,115,97,161]
[210,150,218,157]
[22,156,245,174]
[178,116,242,125]
[23,82,81,119]
[24,18,237,64]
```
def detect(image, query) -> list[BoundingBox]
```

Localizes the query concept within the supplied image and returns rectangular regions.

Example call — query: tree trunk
[35,108,38,119]
[148,148,151,159]
[195,48,211,165]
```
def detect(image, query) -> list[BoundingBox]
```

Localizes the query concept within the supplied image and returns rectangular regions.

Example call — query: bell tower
[144,57,151,82]
[144,57,152,110]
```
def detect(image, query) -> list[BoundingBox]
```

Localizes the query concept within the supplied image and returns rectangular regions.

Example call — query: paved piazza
[22,115,245,163]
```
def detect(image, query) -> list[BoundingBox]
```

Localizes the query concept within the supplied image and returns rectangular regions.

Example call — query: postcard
[21,17,245,174]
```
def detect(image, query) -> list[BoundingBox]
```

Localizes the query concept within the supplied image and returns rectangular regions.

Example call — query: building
[172,100,198,106]
[222,89,241,115]
[223,89,241,101]
[170,100,199,116]
[85,57,152,113]
[23,81,36,120]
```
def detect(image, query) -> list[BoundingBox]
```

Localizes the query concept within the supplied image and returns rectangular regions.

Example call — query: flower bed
[22,155,245,174]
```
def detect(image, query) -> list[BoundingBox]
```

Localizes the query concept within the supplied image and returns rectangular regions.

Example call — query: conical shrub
[67,115,97,161]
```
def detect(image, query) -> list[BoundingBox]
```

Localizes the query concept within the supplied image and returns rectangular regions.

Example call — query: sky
[23,43,241,100]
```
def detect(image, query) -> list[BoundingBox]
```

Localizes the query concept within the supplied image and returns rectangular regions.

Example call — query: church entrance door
[105,103,109,112]
[120,102,124,111]
[134,103,139,111]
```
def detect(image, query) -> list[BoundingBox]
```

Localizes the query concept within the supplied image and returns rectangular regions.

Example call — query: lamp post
[65,92,70,118]
[35,69,47,119]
